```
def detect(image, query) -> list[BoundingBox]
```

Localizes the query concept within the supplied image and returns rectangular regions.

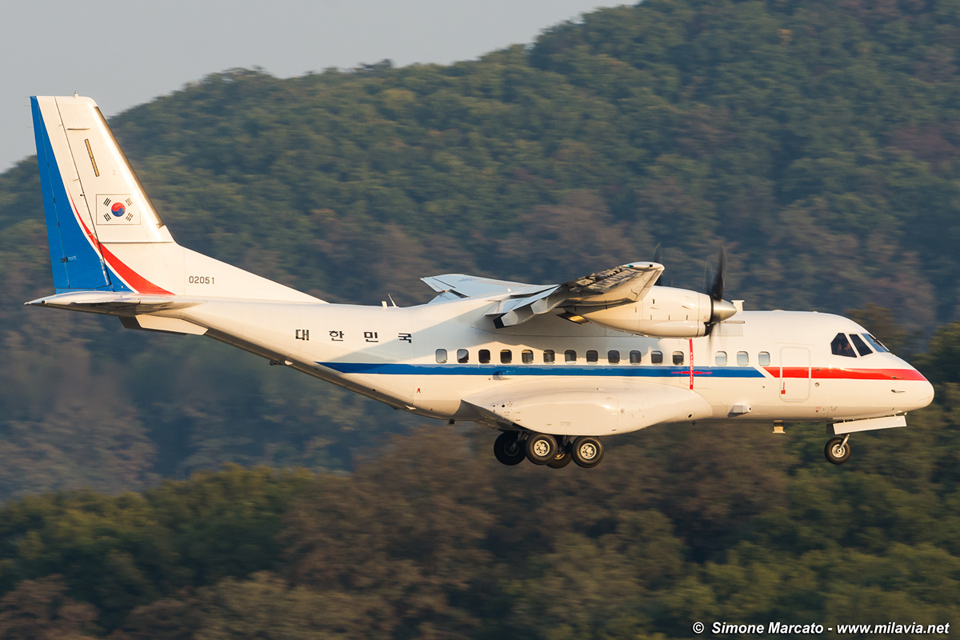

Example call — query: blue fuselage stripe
[318,362,766,378]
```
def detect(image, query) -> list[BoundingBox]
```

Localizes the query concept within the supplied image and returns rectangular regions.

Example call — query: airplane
[25,95,935,469]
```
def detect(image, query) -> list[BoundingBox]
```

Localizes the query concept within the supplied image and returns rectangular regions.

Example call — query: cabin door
[779,347,811,402]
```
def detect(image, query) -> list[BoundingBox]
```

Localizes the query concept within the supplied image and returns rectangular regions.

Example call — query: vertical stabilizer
[31,95,323,303]
[31,95,175,293]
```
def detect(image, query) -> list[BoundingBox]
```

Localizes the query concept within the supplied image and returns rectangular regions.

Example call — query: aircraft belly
[462,378,712,436]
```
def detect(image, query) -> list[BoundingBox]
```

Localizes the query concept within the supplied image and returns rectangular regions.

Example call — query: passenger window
[758,351,771,366]
[863,333,890,353]
[715,351,727,366]
[831,333,856,358]
[565,350,577,363]
[435,349,447,363]
[608,350,620,364]
[587,350,599,364]
[457,349,469,363]
[479,349,490,364]
[850,334,872,356]
[521,349,534,364]
[629,350,641,364]
[543,350,555,364]
[651,350,663,364]
[673,351,684,365]
[500,349,512,364]
[737,351,749,366]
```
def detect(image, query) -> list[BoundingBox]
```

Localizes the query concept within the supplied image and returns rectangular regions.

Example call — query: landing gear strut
[547,439,572,469]
[824,435,851,465]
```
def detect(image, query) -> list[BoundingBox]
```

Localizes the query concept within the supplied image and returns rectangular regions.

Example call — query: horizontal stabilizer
[25,291,197,315]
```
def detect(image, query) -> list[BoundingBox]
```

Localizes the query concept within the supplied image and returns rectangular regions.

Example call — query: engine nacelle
[575,286,735,338]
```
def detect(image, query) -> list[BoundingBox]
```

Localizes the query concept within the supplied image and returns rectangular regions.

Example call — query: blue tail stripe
[30,97,120,292]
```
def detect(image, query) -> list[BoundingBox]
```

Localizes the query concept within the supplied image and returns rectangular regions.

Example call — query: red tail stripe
[71,196,172,295]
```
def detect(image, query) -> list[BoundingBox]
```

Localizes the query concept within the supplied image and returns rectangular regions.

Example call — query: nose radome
[916,379,935,410]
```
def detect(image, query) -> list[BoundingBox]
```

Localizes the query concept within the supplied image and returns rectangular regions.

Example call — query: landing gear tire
[824,436,851,465]
[493,431,525,466]
[547,446,573,469]
[525,433,558,465]
[571,436,604,468]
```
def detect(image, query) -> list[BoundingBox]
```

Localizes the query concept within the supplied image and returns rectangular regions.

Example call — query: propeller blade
[709,246,726,301]
[705,247,733,335]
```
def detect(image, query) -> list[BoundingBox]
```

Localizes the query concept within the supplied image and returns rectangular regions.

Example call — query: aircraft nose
[916,378,935,410]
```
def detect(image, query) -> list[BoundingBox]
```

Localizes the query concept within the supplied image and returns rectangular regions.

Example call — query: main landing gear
[493,431,605,469]
[824,435,852,465]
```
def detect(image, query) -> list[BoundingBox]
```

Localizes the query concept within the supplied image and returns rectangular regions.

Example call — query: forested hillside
[1,414,959,638]
[1,0,960,499]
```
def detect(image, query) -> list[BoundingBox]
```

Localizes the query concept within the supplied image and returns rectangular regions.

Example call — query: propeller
[705,246,736,334]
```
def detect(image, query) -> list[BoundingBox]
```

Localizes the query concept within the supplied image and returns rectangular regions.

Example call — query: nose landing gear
[824,435,852,465]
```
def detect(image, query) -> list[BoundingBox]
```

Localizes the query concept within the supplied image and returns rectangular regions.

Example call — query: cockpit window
[862,333,890,353]
[831,333,857,358]
[850,333,872,357]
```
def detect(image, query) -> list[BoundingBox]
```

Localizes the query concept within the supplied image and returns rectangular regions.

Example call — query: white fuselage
[169,295,934,435]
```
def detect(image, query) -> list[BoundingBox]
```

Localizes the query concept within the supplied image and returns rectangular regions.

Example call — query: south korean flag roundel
[97,195,141,226]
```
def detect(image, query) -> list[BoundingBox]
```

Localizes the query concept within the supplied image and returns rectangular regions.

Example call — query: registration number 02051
[188,275,215,285]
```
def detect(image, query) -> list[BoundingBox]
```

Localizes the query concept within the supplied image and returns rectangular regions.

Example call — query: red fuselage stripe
[764,366,927,381]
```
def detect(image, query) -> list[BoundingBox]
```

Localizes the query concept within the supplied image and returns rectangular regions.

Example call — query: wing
[488,261,664,328]
[421,273,553,302]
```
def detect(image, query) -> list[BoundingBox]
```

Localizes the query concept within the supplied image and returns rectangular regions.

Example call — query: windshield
[862,333,890,353]
[850,333,873,356]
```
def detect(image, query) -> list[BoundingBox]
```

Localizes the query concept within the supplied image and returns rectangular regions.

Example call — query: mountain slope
[1,0,959,498]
